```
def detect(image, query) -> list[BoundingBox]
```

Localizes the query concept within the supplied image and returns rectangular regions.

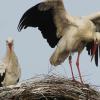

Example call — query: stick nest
[0,74,100,100]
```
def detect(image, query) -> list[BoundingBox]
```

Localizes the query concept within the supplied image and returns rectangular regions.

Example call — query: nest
[0,74,100,100]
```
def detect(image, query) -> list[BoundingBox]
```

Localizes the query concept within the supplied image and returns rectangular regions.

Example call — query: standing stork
[18,0,100,83]
[0,37,21,87]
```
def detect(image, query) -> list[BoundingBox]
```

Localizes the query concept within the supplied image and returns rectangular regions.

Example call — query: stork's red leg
[69,55,75,81]
[76,52,83,84]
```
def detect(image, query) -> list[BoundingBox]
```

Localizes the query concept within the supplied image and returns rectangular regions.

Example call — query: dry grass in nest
[0,74,100,100]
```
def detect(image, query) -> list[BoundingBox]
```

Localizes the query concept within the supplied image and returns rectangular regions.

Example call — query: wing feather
[95,46,98,66]
[85,12,100,66]
[86,41,99,66]
[0,63,6,87]
[18,0,69,48]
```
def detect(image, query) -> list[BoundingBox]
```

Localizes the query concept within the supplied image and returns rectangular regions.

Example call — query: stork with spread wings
[18,0,100,83]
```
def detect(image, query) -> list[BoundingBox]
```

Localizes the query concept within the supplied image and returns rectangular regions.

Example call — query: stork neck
[7,47,14,55]
[3,47,16,63]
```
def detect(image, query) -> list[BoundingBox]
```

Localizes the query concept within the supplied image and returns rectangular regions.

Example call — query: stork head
[6,37,14,51]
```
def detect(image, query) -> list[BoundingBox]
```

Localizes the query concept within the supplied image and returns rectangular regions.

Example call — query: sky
[0,0,100,87]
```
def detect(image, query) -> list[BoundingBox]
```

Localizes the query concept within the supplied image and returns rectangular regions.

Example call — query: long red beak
[8,43,12,51]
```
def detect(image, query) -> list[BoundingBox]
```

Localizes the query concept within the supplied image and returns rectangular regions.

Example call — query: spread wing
[18,0,69,48]
[85,12,100,66]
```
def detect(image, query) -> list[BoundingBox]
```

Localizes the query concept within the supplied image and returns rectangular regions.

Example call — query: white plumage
[0,37,21,87]
[18,0,100,83]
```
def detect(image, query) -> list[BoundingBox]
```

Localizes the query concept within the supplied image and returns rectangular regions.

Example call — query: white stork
[18,0,100,83]
[0,37,21,87]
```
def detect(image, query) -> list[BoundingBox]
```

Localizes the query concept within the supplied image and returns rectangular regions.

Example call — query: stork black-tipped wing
[18,3,59,48]
[18,0,69,48]
[0,64,6,87]
[86,12,100,66]
[86,41,99,66]
[18,2,60,48]
[0,72,5,87]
